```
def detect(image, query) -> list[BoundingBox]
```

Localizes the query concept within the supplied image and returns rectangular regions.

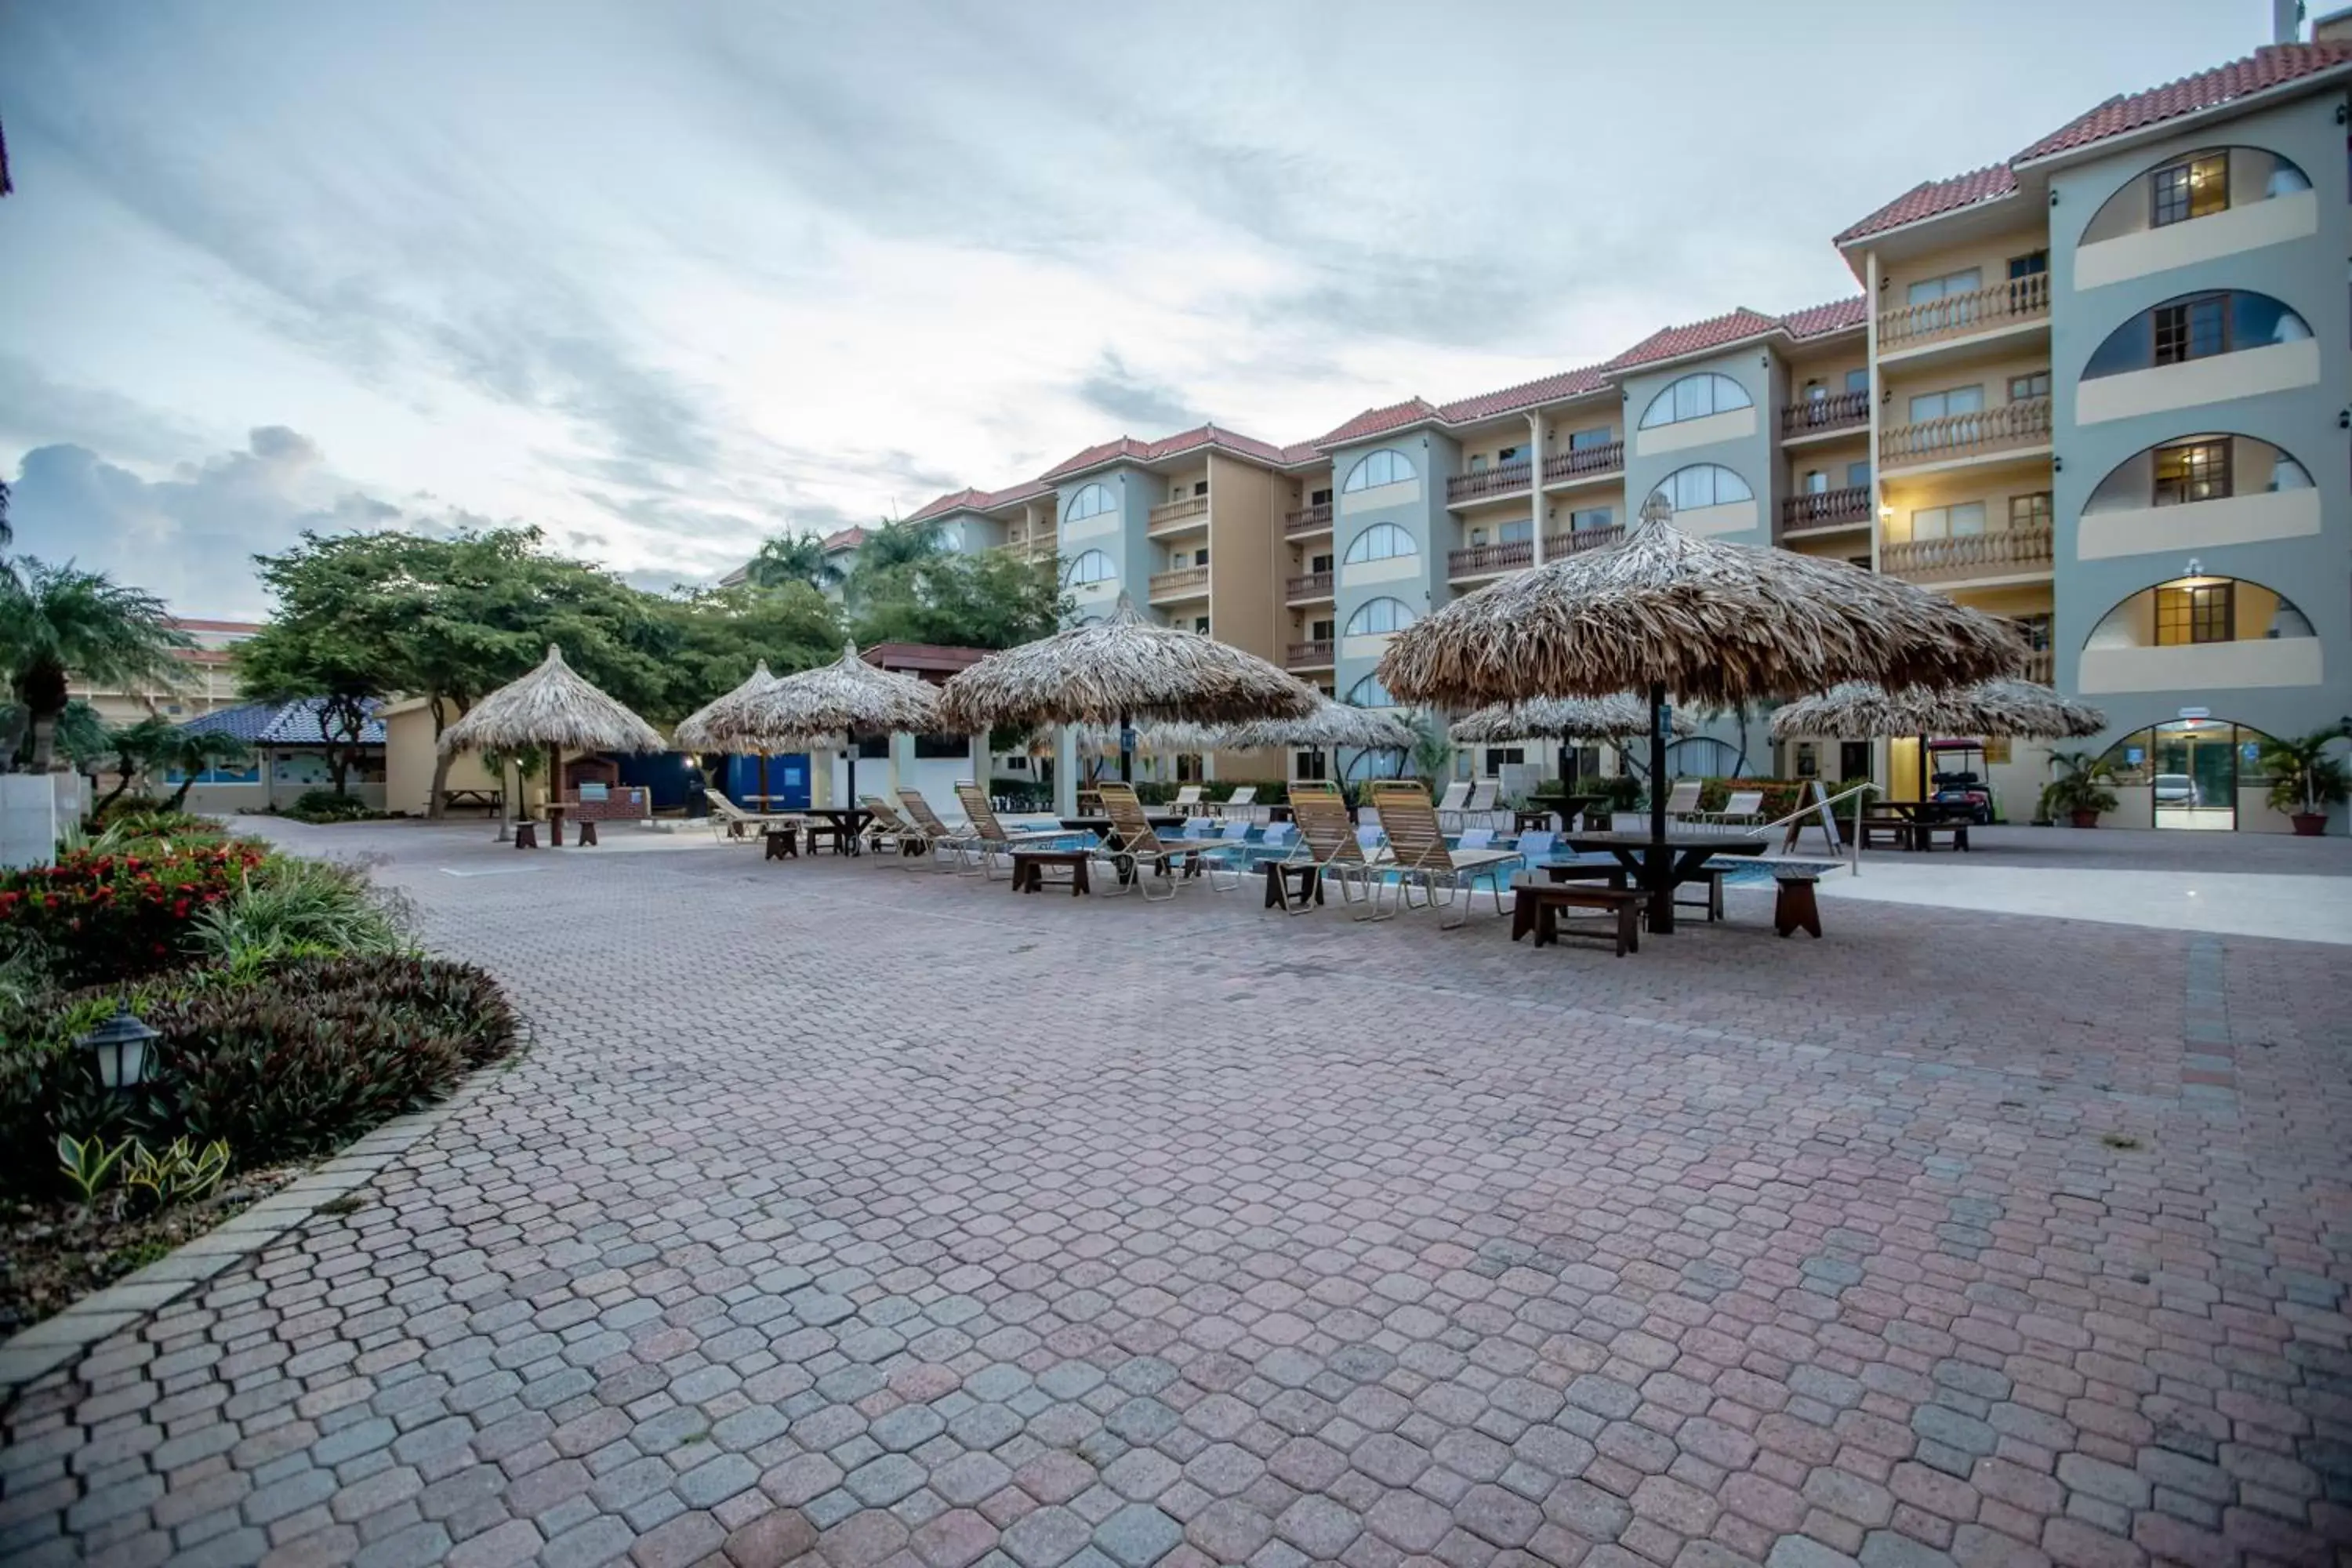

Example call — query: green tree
[0,560,191,771]
[2257,726,2350,819]
[742,534,843,595]
[1406,710,1454,784]
[842,518,941,609]
[159,731,254,810]
[849,550,1066,652]
[93,714,178,814]
[644,583,839,717]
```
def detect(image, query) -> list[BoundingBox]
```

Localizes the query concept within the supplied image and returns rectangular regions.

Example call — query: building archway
[2094,717,2282,830]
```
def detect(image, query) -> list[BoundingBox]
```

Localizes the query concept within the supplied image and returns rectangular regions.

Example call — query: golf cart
[1927,739,1994,825]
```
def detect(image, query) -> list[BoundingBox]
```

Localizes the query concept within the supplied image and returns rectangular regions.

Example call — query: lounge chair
[1462,780,1501,831]
[1278,782,1386,915]
[1432,779,1472,831]
[1363,780,1519,928]
[895,789,985,873]
[706,792,803,847]
[1091,782,1203,901]
[860,795,951,864]
[953,782,1075,880]
[1214,785,1260,822]
[1661,779,1704,822]
[1170,785,1205,816]
[1694,789,1766,828]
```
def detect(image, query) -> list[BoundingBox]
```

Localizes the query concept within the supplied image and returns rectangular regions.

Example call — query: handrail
[1750,780,1882,877]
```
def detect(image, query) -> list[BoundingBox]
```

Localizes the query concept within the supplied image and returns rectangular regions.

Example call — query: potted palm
[2257,727,2349,837]
[2040,749,2118,829]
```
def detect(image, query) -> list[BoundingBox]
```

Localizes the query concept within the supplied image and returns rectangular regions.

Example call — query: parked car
[2154,773,2201,808]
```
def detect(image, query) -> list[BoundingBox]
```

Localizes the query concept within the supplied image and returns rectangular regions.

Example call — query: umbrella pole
[1648,682,1671,935]
[757,751,769,806]
[846,733,858,815]
[546,742,563,847]
[1120,710,1134,785]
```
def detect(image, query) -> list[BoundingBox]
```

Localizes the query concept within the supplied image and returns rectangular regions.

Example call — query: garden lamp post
[78,1007,160,1091]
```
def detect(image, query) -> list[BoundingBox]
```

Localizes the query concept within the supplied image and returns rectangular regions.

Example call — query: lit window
[1905,267,1981,306]
[1063,550,1116,586]
[1907,385,1984,422]
[2155,582,2234,645]
[1638,373,1754,430]
[2153,440,2231,506]
[1346,674,1397,707]
[1650,464,1753,511]
[2151,153,2229,227]
[1345,597,1417,636]
[1065,483,1116,522]
[1908,503,1986,540]
[1342,448,1416,492]
[1343,523,1417,564]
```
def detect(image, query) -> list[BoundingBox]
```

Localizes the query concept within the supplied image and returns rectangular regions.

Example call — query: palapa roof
[737,643,943,742]
[1450,695,1692,744]
[1375,503,2022,710]
[1075,720,1229,756]
[439,645,666,757]
[1770,681,2106,742]
[672,660,783,753]
[1221,693,1418,753]
[938,594,1318,731]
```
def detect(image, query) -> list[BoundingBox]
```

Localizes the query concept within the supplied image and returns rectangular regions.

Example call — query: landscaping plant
[2257,726,2349,836]
[2039,749,2119,828]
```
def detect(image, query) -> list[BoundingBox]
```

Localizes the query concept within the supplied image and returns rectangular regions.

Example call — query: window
[1845,461,1871,489]
[2154,439,2231,505]
[1497,445,1523,463]
[1065,483,1115,522]
[2008,250,2049,279]
[2009,492,2053,530]
[1345,597,1417,637]
[1498,518,1533,545]
[1063,549,1115,586]
[1802,470,1828,494]
[1842,368,1870,396]
[1294,748,1327,781]
[1906,267,1980,305]
[1568,426,1613,450]
[1650,463,1753,511]
[1346,674,1397,707]
[1909,503,1986,539]
[1343,523,1417,564]
[1639,372,1753,429]
[1192,480,1208,498]
[2007,370,2051,401]
[1309,617,1334,641]
[1570,506,1613,532]
[2154,294,2228,365]
[1483,749,1525,772]
[1192,547,1208,566]
[2013,612,2053,652]
[1310,487,1332,506]
[1343,448,1415,492]
[1309,551,1333,573]
[914,733,969,760]
[1192,616,1210,634]
[2156,581,2234,645]
[1907,385,1984,421]
[2152,152,2229,227]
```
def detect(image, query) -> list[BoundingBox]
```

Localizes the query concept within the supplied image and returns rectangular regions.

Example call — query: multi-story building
[764,24,2349,826]
[71,616,259,729]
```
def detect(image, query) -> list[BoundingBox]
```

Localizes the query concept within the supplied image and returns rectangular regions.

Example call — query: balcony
[1285,639,1334,670]
[1542,524,1624,558]
[1285,502,1334,536]
[1543,441,1623,484]
[1780,486,1871,534]
[1880,522,2053,586]
[1880,396,2050,471]
[1780,390,1868,441]
[1285,570,1333,602]
[1878,273,2049,354]
[1147,565,1210,601]
[1446,461,1532,506]
[2021,649,2053,685]
[1447,539,1534,579]
[1148,495,1209,533]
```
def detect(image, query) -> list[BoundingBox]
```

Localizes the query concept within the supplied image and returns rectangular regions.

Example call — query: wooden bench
[1511,873,1644,956]
[1263,861,1321,910]
[1773,870,1823,938]
[441,788,504,815]
[1011,847,1091,896]
[762,826,799,860]
[1858,812,1911,851]
[1907,818,1970,852]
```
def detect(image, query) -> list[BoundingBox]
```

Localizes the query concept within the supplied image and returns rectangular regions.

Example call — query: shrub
[185,855,414,971]
[89,810,218,848]
[0,840,267,987]
[1694,778,1809,822]
[282,789,378,823]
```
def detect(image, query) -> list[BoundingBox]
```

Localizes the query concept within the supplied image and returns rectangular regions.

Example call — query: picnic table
[441,787,504,815]
[1526,793,1603,830]
[1860,800,1973,851]
[1564,832,1769,934]
[801,806,872,856]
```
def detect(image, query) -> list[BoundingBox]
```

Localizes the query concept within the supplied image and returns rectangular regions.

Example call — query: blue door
[721,753,811,809]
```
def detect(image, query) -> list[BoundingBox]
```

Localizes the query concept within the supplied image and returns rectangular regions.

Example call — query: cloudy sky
[0,0,2269,617]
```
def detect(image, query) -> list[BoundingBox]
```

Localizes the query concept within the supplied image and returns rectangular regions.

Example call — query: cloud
[1073,351,1200,432]
[0,356,212,467]
[5,429,481,619]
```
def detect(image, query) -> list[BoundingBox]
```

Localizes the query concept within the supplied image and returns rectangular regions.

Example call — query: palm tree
[93,714,178,813]
[0,560,191,771]
[159,731,253,811]
[743,534,843,594]
[855,517,942,575]
[2257,726,2350,821]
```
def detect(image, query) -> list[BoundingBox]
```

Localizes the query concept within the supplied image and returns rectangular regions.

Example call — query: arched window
[2081,147,2314,245]
[1638,372,1753,430]
[2084,434,2314,514]
[1342,448,1416,492]
[2084,575,2314,651]
[1343,523,1417,564]
[1650,463,1754,511]
[1063,550,1116,586]
[1345,597,1416,637]
[1064,483,1116,522]
[2083,291,2312,379]
[1346,674,1397,708]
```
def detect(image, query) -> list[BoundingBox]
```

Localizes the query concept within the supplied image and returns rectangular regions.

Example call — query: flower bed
[0,839,267,986]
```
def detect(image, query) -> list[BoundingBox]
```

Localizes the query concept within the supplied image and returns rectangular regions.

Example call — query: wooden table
[1262,861,1321,909]
[442,787,504,815]
[1011,847,1091,895]
[1528,793,1603,830]
[1564,832,1769,935]
[801,807,872,856]
[1861,800,1973,851]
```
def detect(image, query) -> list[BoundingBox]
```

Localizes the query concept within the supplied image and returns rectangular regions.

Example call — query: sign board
[2177,706,2210,720]
[2125,747,2145,764]
[1655,704,1675,741]
[1120,728,1139,752]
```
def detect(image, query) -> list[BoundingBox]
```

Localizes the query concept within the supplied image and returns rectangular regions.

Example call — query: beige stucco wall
[2074,190,2318,290]
[2075,339,2319,425]
[2077,488,2322,559]
[383,699,499,815]
[1878,227,2050,320]
[1206,454,1279,665]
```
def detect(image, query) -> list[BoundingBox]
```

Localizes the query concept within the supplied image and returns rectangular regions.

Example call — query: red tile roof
[1438,365,1610,424]
[1308,398,1443,449]
[1606,308,1781,371]
[1835,164,2018,246]
[820,526,867,552]
[1778,296,1871,339]
[905,477,1055,523]
[2016,41,2352,162]
[165,617,263,636]
[1039,437,1156,482]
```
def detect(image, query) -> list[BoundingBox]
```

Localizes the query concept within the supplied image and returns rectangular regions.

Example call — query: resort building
[752,25,2350,827]
[70,615,260,728]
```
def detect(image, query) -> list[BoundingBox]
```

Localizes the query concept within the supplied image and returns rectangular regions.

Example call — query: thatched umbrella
[440,644,666,837]
[1451,695,1697,800]
[1377,495,2020,930]
[673,659,788,804]
[1769,680,2105,742]
[735,643,942,807]
[938,593,1316,782]
[1221,692,1418,786]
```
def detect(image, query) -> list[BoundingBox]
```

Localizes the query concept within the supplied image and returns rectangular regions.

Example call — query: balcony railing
[1780,485,1872,532]
[1781,390,1869,439]
[1542,524,1624,558]
[1880,521,2053,584]
[1285,570,1333,601]
[1285,502,1334,535]
[2021,648,2054,685]
[1880,395,2051,469]
[1447,539,1534,578]
[1148,565,1210,599]
[1446,461,1532,505]
[1286,639,1334,669]
[1543,441,1623,482]
[1878,273,2050,352]
[1148,495,1209,531]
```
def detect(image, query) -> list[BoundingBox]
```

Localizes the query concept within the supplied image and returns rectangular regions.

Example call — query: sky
[0,0,2278,619]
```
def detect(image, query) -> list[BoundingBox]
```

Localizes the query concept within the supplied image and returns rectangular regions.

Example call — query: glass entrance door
[2151,720,2237,829]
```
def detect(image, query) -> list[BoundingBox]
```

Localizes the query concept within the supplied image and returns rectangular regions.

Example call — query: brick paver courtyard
[5,820,2350,1568]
